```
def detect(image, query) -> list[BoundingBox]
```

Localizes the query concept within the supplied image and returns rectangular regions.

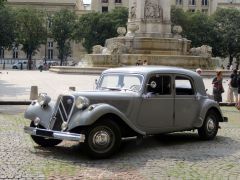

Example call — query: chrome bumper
[24,126,85,142]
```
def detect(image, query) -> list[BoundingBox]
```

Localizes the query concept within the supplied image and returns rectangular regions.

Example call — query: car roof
[103,66,198,77]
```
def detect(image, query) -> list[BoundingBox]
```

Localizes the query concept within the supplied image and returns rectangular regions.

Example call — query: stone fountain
[83,0,215,69]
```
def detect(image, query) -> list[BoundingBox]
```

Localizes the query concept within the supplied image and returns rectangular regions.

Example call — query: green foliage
[171,7,240,65]
[211,8,240,63]
[171,7,189,37]
[185,11,214,47]
[0,0,6,7]
[171,8,214,47]
[16,8,47,69]
[75,7,128,53]
[50,9,76,65]
[0,7,16,48]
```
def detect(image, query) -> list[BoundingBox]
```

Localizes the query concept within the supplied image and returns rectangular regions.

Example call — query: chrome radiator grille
[49,95,75,131]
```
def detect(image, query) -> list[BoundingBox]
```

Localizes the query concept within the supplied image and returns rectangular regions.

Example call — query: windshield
[98,73,144,92]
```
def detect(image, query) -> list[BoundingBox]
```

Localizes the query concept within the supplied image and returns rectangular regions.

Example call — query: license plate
[36,129,53,137]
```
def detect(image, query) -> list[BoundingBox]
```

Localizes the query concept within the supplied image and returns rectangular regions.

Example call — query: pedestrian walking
[136,60,142,66]
[143,60,148,66]
[236,71,240,110]
[196,68,202,76]
[212,70,224,103]
[227,69,238,103]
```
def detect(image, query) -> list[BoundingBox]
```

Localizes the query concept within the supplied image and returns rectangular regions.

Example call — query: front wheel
[84,120,121,159]
[198,110,219,140]
[30,122,62,147]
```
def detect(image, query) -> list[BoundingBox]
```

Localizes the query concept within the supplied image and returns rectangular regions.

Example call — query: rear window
[175,76,194,95]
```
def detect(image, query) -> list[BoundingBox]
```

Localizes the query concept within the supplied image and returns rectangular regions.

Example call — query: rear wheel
[84,120,121,159]
[30,122,62,147]
[198,110,219,140]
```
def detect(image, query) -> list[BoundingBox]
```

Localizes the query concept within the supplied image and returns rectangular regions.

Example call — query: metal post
[30,86,38,100]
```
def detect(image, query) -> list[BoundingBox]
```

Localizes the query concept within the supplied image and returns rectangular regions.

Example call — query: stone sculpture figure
[190,45,212,58]
[144,0,162,19]
[129,2,136,19]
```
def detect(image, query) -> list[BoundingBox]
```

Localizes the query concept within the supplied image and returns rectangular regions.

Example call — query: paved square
[0,70,239,179]
[0,106,239,179]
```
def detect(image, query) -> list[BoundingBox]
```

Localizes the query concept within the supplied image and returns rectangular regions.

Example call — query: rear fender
[194,100,224,128]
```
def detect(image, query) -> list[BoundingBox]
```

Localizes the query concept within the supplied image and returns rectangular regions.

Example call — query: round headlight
[34,117,41,126]
[75,96,89,109]
[38,93,51,106]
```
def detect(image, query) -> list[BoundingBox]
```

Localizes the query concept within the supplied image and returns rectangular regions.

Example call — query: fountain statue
[83,0,215,68]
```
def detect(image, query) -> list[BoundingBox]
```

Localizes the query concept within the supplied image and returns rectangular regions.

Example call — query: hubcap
[93,130,110,146]
[207,118,215,132]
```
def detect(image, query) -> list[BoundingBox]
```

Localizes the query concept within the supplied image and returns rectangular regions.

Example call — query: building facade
[91,0,129,13]
[2,0,89,67]
[172,0,217,15]
[217,0,240,10]
[91,0,216,14]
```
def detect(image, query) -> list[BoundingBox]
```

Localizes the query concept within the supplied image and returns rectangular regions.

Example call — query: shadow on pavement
[30,131,239,172]
[0,79,28,100]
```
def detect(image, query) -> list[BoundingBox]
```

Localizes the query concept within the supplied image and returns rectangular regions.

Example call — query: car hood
[71,90,140,114]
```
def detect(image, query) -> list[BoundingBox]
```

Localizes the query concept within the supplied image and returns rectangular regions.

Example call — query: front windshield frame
[97,73,144,92]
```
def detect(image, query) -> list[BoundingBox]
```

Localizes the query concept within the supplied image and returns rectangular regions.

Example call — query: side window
[147,75,171,95]
[175,76,194,95]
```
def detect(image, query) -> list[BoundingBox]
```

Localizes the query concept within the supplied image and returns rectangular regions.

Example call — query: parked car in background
[37,61,59,70]
[24,66,228,158]
[12,61,28,69]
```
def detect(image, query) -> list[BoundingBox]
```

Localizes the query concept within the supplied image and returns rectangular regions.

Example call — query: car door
[174,75,200,129]
[137,74,174,133]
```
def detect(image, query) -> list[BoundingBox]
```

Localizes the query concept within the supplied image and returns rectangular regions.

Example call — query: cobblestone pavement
[0,106,239,179]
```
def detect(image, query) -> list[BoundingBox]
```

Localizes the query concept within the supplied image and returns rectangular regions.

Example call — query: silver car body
[24,66,226,141]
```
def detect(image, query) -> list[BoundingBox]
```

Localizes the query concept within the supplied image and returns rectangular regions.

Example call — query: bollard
[69,86,76,91]
[30,86,38,100]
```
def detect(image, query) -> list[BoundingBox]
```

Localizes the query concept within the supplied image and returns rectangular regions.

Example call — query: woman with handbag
[212,70,224,103]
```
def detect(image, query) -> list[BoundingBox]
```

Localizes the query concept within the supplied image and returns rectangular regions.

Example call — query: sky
[83,0,91,4]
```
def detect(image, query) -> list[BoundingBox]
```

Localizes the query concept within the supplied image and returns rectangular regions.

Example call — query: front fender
[68,103,145,135]
[24,101,55,128]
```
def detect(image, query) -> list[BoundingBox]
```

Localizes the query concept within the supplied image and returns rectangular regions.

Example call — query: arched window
[202,0,208,5]
[189,0,196,5]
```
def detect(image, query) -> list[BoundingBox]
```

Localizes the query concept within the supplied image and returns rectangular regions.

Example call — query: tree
[185,12,215,47]
[0,7,16,49]
[0,0,6,7]
[171,7,190,37]
[211,8,240,65]
[16,8,47,70]
[171,8,214,48]
[50,9,76,66]
[75,7,128,53]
